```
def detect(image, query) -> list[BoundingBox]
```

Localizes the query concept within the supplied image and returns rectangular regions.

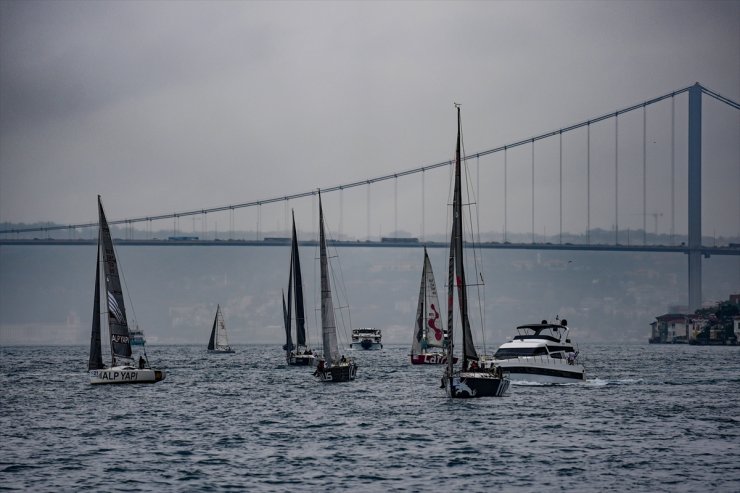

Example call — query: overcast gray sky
[1,0,738,238]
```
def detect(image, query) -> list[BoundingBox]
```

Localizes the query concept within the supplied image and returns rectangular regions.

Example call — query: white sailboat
[89,195,166,385]
[283,210,316,366]
[442,106,509,398]
[313,192,357,382]
[208,304,235,353]
[410,247,456,365]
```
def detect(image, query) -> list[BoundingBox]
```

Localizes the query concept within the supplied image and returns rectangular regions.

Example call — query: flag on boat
[108,291,125,324]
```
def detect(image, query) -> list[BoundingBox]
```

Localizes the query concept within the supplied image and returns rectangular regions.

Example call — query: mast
[454,107,478,365]
[291,211,307,347]
[447,106,479,375]
[208,305,218,350]
[318,192,339,365]
[98,195,132,364]
[88,233,104,370]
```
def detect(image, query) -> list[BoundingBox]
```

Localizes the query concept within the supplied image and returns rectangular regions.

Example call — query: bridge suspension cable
[2,83,737,236]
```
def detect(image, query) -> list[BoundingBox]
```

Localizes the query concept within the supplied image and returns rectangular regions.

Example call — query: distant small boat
[88,196,166,385]
[208,304,235,353]
[130,325,146,346]
[283,210,316,366]
[313,192,357,382]
[410,247,456,365]
[350,328,383,350]
[441,106,509,398]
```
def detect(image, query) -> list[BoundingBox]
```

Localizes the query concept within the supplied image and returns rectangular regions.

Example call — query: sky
[1,0,738,240]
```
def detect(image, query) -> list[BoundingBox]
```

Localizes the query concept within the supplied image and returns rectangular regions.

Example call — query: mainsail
[290,212,307,346]
[208,305,231,350]
[446,106,479,372]
[98,196,132,362]
[412,247,445,356]
[88,234,104,370]
[319,193,339,365]
[282,290,293,350]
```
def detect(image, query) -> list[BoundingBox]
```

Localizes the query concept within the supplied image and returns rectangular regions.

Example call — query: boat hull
[208,348,235,354]
[444,371,510,398]
[350,341,382,350]
[287,353,316,366]
[89,366,166,385]
[410,353,458,365]
[492,358,585,384]
[315,363,357,382]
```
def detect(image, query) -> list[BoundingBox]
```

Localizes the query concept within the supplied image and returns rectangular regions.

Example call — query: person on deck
[139,355,146,369]
[314,359,325,376]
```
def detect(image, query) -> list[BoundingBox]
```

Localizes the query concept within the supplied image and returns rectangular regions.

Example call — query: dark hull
[445,371,510,398]
[315,363,357,382]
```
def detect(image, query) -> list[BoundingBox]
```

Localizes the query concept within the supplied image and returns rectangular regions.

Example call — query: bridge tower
[688,83,702,311]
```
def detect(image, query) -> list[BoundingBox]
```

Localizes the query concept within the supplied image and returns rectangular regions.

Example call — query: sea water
[1,343,739,492]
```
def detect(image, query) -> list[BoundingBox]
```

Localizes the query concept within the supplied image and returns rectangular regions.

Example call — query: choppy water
[1,343,739,492]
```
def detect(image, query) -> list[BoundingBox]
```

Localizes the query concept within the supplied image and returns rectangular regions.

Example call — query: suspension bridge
[2,83,739,311]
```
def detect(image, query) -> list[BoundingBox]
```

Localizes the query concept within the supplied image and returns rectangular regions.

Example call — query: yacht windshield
[494,347,548,359]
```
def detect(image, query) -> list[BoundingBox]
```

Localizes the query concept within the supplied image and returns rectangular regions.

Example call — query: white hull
[350,342,383,350]
[492,357,585,384]
[89,366,166,385]
[288,353,317,366]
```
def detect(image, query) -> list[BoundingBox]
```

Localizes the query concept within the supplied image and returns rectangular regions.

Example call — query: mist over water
[1,244,738,346]
[1,344,739,492]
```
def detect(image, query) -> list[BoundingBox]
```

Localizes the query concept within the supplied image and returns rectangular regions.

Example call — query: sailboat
[410,247,457,365]
[208,304,235,353]
[283,210,316,366]
[89,195,166,385]
[313,192,357,382]
[442,106,509,398]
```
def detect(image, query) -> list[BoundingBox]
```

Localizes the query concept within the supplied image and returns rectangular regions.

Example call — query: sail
[286,240,294,350]
[208,305,218,350]
[453,107,479,364]
[412,248,444,356]
[98,196,132,362]
[422,249,445,349]
[318,194,339,365]
[282,290,293,351]
[290,212,307,346]
[412,254,426,356]
[446,108,479,368]
[215,306,230,348]
[88,234,104,370]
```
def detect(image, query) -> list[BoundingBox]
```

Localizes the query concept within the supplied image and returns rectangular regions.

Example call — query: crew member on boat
[314,359,325,376]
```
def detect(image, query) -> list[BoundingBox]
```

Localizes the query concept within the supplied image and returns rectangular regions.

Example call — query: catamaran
[208,304,235,353]
[313,192,357,382]
[441,106,509,398]
[283,211,316,366]
[410,247,456,364]
[88,196,166,385]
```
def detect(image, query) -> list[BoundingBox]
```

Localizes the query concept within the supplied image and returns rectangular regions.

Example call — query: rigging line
[323,210,353,349]
[1,85,700,236]
[461,124,487,353]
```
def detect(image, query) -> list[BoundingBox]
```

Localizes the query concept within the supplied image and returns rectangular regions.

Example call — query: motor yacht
[483,319,585,384]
